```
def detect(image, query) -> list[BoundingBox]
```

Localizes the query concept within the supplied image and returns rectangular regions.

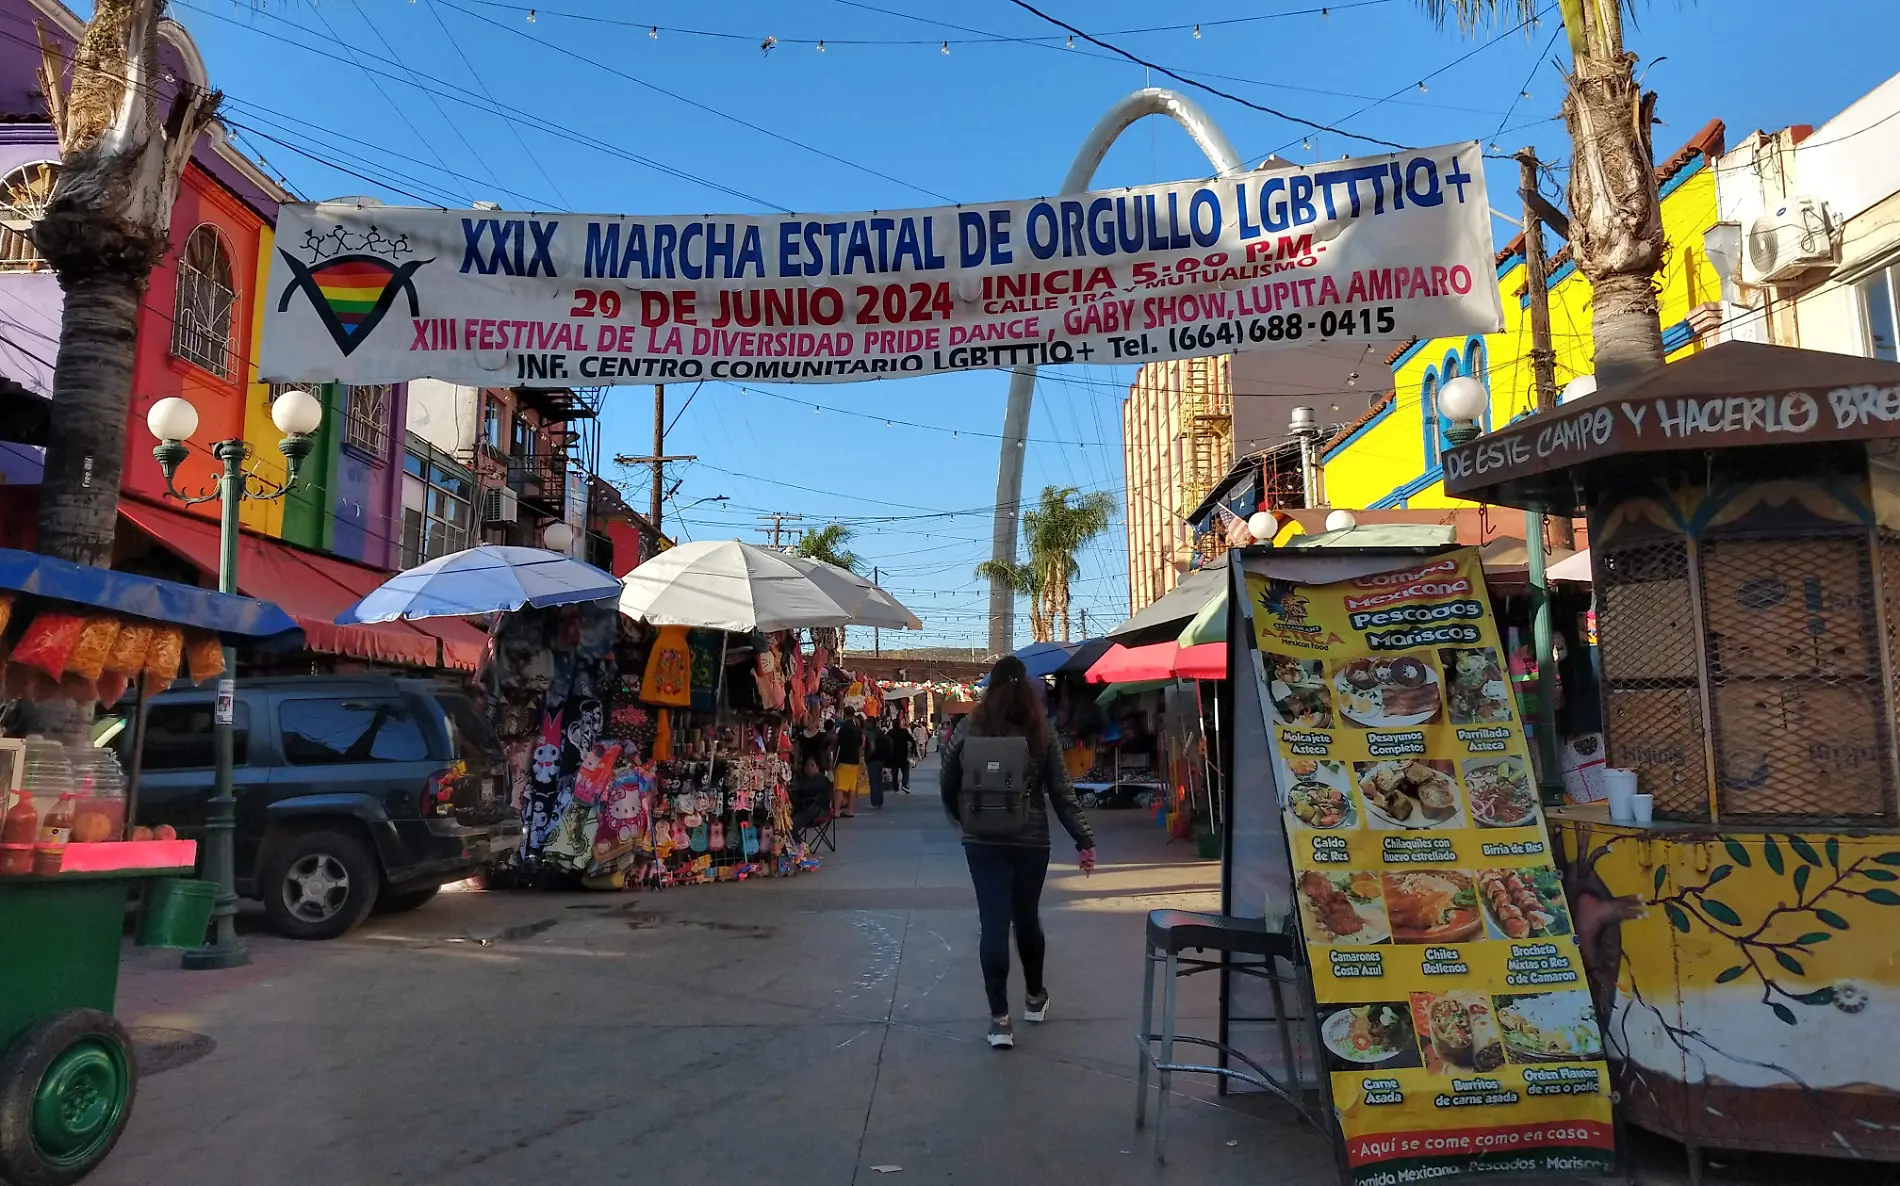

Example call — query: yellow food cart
[1441,341,1900,1183]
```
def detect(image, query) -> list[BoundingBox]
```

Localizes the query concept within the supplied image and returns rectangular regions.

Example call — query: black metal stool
[1135,908,1316,1164]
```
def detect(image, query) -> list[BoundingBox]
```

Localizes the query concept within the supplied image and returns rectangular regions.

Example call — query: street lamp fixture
[541,520,575,552]
[1439,376,1489,445]
[147,389,322,972]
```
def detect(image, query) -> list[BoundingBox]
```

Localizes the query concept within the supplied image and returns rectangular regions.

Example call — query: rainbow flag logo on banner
[275,250,430,357]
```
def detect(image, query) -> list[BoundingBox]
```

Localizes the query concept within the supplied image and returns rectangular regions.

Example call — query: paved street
[96,756,1335,1186]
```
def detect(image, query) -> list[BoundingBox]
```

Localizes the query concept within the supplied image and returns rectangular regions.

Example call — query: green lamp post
[145,388,323,970]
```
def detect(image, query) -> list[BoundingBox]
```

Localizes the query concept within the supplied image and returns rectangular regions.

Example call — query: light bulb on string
[1417,81,1428,94]
[649,26,658,38]
[1192,23,1201,38]
[1302,137,1311,151]
[1520,90,1533,100]
[816,40,825,52]
[940,40,950,55]
[1066,34,1074,48]
[526,8,535,22]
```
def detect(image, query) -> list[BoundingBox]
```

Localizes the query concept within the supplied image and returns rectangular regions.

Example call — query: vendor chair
[1134,909,1321,1164]
[793,806,837,855]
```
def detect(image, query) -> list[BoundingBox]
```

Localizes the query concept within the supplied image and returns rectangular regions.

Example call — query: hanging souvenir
[740,820,759,858]
[689,817,709,853]
[522,709,566,854]
[709,820,725,852]
[572,742,622,806]
[641,625,692,706]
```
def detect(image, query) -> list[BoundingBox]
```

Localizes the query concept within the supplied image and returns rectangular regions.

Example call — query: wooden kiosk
[1441,342,1900,1178]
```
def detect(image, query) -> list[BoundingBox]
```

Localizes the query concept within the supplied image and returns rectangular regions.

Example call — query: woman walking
[940,655,1095,1049]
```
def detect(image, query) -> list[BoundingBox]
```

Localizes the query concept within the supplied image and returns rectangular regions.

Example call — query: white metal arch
[986,87,1245,654]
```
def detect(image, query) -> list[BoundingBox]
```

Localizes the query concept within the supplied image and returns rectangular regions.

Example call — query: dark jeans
[963,843,1051,1018]
[866,760,886,807]
[893,760,910,789]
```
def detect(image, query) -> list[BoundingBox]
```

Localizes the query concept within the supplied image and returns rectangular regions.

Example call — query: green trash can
[137,878,218,949]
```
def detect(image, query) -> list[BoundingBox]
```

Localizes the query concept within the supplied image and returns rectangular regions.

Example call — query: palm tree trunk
[29,0,218,564]
[1564,32,1666,388]
[34,268,148,564]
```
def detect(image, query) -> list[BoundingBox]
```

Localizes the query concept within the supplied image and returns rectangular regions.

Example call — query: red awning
[1086,641,1179,684]
[1172,642,1227,681]
[119,498,486,670]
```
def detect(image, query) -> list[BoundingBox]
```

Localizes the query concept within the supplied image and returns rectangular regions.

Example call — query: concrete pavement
[96,755,1333,1186]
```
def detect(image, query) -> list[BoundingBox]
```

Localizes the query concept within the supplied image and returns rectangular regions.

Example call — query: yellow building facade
[1123,355,1232,611]
[1321,122,1728,510]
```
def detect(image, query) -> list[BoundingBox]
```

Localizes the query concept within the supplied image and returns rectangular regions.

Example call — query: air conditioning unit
[1744,197,1835,284]
[481,486,518,524]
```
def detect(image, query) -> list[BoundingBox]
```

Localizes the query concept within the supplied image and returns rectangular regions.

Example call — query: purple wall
[328,383,408,569]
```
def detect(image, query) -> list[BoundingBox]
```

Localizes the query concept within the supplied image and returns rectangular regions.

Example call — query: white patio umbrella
[778,553,924,630]
[616,539,859,632]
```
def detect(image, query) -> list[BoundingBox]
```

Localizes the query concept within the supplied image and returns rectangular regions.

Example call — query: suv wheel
[262,829,379,940]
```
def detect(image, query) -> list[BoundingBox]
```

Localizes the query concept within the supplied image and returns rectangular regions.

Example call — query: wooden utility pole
[610,385,697,537]
[1080,608,1088,638]
[873,564,881,658]
[1518,149,1575,551]
[756,513,805,549]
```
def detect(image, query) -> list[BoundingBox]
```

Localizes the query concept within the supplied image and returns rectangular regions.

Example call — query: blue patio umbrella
[335,545,620,624]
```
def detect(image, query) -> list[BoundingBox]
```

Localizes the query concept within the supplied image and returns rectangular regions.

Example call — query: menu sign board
[1247,550,1613,1184]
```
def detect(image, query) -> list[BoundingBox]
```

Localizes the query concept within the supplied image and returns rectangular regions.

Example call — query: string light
[1417,81,1428,94]
[525,8,535,21]
[649,25,658,38]
[760,35,778,54]
[1520,90,1533,100]
[1302,137,1310,151]
[940,40,950,54]
[1066,34,1074,48]
[1192,23,1201,38]
[816,40,825,52]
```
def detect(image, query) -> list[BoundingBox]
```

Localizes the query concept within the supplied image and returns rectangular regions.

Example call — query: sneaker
[987,1018,1015,1048]
[1023,992,1050,1023]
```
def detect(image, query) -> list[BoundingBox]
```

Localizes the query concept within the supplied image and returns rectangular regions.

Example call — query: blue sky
[153,0,1900,649]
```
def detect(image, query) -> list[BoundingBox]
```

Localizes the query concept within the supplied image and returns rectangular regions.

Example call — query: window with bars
[344,384,391,457]
[0,161,56,272]
[171,225,236,378]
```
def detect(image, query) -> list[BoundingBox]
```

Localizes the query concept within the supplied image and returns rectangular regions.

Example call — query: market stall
[0,546,303,1184]
[1220,542,1613,1185]
[1440,342,1900,1177]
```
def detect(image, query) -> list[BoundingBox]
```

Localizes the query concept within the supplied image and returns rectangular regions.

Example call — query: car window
[434,691,499,774]
[280,698,430,765]
[135,702,251,771]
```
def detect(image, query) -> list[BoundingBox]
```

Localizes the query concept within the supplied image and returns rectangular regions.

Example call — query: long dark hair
[968,655,1051,753]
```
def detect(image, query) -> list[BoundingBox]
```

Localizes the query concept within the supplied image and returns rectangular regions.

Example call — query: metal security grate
[1701,537,1894,822]
[1597,539,1711,819]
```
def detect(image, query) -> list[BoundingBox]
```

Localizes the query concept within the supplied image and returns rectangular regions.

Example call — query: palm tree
[974,558,1050,643]
[1418,0,1666,387]
[33,1,221,564]
[1022,486,1115,643]
[795,522,861,574]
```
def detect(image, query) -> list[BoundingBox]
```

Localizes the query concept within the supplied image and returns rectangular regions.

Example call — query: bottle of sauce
[33,791,75,875]
[2,791,38,876]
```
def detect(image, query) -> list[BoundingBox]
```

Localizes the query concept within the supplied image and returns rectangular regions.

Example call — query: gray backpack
[959,734,1034,839]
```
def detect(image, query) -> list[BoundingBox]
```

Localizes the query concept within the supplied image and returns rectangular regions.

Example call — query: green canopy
[1177,587,1227,647]
[1096,678,1172,706]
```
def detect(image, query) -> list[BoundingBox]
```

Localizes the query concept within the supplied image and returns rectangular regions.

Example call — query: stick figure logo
[276,224,432,356]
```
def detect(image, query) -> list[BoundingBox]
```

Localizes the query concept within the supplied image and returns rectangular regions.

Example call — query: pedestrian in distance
[940,655,1096,1049]
[888,717,915,792]
[865,715,888,810]
[833,709,865,818]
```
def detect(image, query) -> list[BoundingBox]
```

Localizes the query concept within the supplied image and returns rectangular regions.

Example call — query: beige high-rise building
[1122,355,1232,613]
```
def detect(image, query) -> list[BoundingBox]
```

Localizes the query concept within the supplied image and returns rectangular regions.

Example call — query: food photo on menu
[1494,991,1604,1064]
[1333,655,1444,728]
[1476,866,1572,940]
[1297,869,1392,944]
[1410,989,1508,1075]
[1439,646,1515,725]
[1355,759,1465,829]
[1381,870,1485,944]
[1318,1001,1424,1073]
[1266,653,1335,727]
[1462,755,1539,829]
[1285,757,1358,829]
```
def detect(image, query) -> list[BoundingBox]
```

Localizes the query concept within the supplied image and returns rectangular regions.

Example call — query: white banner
[260,142,1501,387]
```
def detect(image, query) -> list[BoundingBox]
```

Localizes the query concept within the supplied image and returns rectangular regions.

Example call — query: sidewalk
[95,755,1330,1186]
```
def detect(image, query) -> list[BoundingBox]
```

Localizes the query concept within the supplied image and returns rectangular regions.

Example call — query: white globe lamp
[1561,374,1597,404]
[1438,376,1489,444]
[542,521,576,552]
[146,396,199,444]
[1246,511,1277,542]
[270,387,323,436]
[1324,509,1358,532]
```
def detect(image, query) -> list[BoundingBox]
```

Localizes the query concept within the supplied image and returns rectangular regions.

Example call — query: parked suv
[114,675,518,940]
